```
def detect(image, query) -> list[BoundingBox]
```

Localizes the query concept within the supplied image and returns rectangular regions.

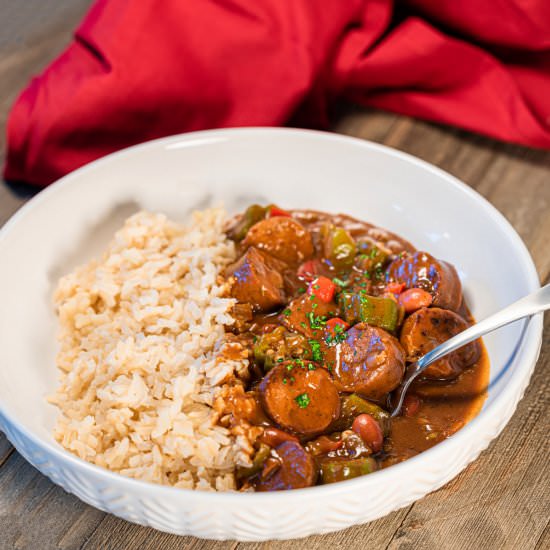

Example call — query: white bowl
[0,128,542,541]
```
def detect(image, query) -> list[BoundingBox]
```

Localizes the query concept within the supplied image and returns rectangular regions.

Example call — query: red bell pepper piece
[268,205,291,217]
[325,317,350,337]
[307,276,336,302]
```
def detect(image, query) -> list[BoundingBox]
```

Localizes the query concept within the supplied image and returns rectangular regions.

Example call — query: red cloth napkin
[5,0,550,186]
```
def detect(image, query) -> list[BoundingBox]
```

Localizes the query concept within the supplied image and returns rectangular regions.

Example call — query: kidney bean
[398,288,433,313]
[351,413,383,452]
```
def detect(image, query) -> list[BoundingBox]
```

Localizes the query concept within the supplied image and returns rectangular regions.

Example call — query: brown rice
[50,208,252,490]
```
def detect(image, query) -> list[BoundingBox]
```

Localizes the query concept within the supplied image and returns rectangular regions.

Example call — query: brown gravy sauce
[229,207,490,474]
[383,344,489,466]
[293,209,490,466]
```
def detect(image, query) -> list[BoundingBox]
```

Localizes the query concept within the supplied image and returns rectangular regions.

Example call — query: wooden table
[1,2,548,549]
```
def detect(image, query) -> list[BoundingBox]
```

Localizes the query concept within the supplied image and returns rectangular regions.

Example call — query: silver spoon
[391,283,550,417]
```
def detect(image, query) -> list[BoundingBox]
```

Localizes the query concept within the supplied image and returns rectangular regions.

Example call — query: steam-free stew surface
[224,206,489,491]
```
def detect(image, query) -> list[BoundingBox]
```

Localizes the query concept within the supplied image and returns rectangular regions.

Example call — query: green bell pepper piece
[236,443,271,479]
[229,204,267,241]
[323,224,357,271]
[333,393,391,435]
[319,457,377,484]
[339,292,400,332]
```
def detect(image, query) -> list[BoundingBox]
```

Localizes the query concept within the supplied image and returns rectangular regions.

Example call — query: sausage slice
[255,441,318,491]
[225,247,285,312]
[259,361,340,436]
[400,307,481,379]
[387,251,462,311]
[243,217,314,266]
[280,293,338,339]
[330,324,405,401]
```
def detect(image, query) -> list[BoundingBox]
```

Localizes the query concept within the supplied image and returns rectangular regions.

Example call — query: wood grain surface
[0,2,548,549]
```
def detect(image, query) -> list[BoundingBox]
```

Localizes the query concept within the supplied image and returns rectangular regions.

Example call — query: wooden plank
[0,451,101,550]
[332,104,399,143]
[0,432,14,467]
[535,521,549,550]
[477,151,550,281]
[78,513,238,550]
[0,184,27,223]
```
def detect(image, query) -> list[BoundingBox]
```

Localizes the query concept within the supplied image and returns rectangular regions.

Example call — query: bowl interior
[0,129,538,449]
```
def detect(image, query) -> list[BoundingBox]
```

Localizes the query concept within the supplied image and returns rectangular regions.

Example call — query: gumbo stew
[222,205,489,491]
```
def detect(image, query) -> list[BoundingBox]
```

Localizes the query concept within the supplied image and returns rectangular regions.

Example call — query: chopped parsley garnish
[332,277,348,288]
[309,339,323,361]
[286,363,294,371]
[283,378,287,384]
[283,308,291,317]
[332,323,347,344]
[308,363,316,370]
[325,325,346,346]
[307,311,326,330]
[298,287,306,294]
[295,393,311,408]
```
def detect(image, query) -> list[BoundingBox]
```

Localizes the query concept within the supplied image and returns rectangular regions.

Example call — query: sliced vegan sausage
[243,217,314,266]
[330,324,406,401]
[225,247,285,312]
[280,293,338,339]
[255,441,318,491]
[400,307,481,379]
[387,251,462,311]
[259,361,341,436]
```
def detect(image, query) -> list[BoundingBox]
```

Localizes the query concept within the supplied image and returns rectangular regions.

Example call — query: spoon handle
[391,283,549,417]
[417,282,550,369]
